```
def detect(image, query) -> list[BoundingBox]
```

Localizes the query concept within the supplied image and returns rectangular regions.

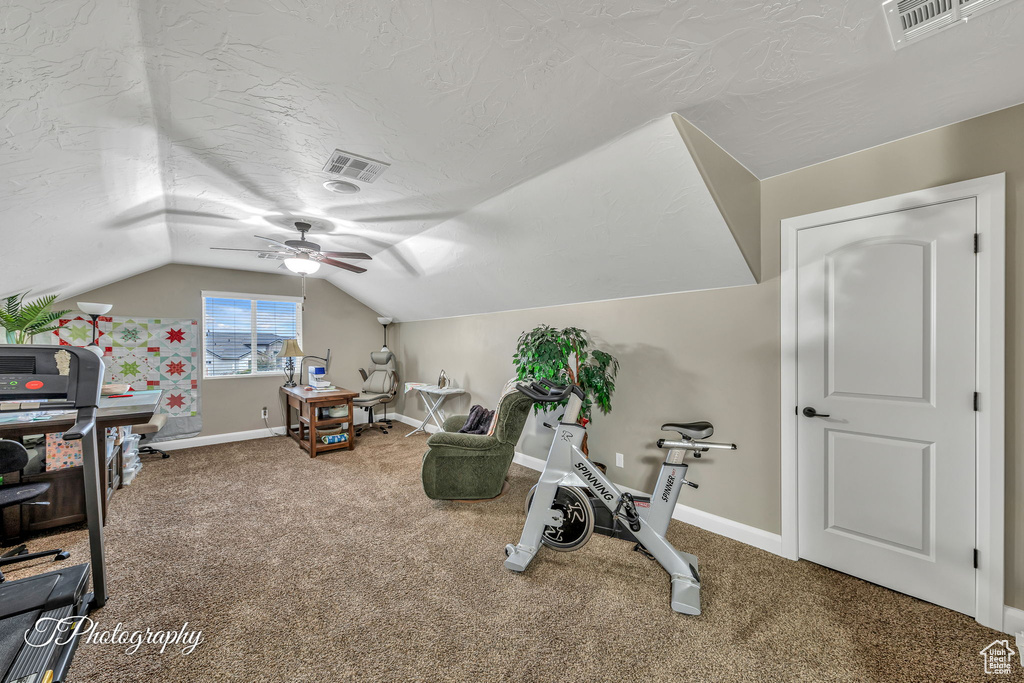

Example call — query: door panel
[827,431,932,555]
[827,241,932,402]
[797,198,976,616]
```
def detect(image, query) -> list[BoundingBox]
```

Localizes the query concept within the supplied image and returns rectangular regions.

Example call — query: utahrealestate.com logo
[980,639,1018,675]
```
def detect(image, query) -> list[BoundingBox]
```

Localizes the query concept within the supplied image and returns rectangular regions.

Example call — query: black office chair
[0,440,69,582]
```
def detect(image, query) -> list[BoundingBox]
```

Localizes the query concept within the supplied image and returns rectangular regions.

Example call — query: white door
[796,198,977,615]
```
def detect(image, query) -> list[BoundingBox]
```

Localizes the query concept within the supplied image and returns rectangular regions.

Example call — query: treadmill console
[0,346,102,410]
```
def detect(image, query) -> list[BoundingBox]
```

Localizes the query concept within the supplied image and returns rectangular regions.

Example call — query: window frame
[201,291,304,380]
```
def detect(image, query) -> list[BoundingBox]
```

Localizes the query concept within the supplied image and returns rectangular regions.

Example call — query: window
[201,292,302,378]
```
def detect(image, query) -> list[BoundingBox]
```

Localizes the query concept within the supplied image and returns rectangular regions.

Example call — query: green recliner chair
[420,385,534,501]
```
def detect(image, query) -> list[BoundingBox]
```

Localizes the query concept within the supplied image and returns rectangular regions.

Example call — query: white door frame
[779,173,1005,630]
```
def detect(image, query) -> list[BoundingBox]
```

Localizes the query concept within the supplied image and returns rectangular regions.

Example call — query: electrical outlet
[261,407,268,419]
[615,452,624,468]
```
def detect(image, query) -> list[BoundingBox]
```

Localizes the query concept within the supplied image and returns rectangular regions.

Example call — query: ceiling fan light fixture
[284,254,320,274]
[323,180,360,194]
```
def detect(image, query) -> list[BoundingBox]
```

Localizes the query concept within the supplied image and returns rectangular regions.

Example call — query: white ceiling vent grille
[322,149,390,183]
[256,251,286,260]
[883,0,1019,49]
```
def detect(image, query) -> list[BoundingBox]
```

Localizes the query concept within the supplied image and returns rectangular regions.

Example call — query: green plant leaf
[0,292,70,343]
[513,324,619,421]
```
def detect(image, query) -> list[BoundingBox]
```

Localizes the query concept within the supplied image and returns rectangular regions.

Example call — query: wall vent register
[883,0,1019,49]
[322,149,390,183]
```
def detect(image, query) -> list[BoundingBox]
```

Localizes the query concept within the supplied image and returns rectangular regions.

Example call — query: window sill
[202,373,288,381]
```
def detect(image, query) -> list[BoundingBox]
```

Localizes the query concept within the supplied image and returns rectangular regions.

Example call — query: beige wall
[674,114,762,281]
[396,102,1024,608]
[395,283,780,532]
[762,102,1024,608]
[61,264,383,437]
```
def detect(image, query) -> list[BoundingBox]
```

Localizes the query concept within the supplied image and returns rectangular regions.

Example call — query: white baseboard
[158,427,286,451]
[511,450,784,557]
[1004,605,1024,641]
[159,407,379,451]
[512,451,546,471]
[163,412,415,451]
[390,413,438,434]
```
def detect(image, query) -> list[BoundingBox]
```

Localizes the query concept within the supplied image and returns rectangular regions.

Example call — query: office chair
[135,413,170,458]
[0,440,69,582]
[354,351,398,436]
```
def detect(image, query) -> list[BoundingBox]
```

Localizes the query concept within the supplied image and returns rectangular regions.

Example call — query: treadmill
[0,346,109,683]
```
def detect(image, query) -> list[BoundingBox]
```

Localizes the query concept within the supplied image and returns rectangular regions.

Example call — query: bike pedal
[633,543,655,560]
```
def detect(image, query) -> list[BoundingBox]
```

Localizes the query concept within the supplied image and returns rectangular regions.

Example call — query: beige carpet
[4,431,1016,682]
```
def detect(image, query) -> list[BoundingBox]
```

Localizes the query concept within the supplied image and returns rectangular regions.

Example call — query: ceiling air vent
[883,0,1019,49]
[257,252,286,261]
[322,149,390,183]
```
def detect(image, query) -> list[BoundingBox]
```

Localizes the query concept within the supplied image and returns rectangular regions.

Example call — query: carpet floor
[3,430,1016,682]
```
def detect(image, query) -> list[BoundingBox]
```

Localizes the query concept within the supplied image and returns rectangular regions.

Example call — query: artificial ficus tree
[512,325,620,424]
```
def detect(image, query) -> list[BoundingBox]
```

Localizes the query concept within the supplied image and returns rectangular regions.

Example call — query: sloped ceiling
[355,114,756,320]
[3,0,1024,319]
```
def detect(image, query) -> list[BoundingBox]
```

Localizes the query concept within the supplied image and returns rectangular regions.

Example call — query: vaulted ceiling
[3,0,1024,319]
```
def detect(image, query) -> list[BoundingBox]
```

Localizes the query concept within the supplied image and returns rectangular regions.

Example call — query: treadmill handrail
[62,407,97,441]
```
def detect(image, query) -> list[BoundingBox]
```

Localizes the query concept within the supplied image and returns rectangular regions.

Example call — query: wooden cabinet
[22,466,87,532]
[2,443,123,540]
[281,386,358,457]
[0,391,158,542]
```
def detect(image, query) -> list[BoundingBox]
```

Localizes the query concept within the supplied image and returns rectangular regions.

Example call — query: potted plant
[512,325,620,448]
[0,292,71,344]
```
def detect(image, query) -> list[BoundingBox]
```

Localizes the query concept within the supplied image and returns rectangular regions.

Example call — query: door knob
[802,407,831,418]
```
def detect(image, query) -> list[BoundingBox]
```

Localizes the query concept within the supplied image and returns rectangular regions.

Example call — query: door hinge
[974,233,980,253]
[974,548,979,569]
[974,392,980,411]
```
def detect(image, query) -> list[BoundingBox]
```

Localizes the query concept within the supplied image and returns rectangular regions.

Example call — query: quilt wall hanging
[53,315,202,441]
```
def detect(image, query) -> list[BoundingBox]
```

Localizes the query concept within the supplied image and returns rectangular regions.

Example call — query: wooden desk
[281,386,357,457]
[0,390,162,439]
[0,390,161,538]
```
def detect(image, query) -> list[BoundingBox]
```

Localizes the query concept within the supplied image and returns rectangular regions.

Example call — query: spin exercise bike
[503,380,736,615]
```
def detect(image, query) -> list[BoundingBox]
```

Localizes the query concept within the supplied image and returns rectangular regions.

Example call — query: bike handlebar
[657,438,736,452]
[516,381,585,403]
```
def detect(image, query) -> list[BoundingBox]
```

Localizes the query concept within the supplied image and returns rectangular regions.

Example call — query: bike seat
[662,421,714,440]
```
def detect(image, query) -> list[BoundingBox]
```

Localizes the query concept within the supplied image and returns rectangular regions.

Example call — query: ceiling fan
[211,221,372,275]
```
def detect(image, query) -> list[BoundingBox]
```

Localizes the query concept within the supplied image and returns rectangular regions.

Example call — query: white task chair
[135,413,169,458]
[354,351,398,436]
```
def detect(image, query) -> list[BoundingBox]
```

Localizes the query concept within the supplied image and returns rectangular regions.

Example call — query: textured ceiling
[359,114,756,320]
[3,0,1024,318]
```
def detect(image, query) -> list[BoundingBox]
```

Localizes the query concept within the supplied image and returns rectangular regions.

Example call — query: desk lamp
[76,302,112,347]
[278,339,305,387]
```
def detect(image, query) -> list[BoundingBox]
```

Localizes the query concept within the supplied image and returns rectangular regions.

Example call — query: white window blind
[201,293,302,378]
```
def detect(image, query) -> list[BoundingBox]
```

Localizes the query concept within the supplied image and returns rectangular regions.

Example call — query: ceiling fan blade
[320,257,367,274]
[210,247,287,253]
[320,251,372,260]
[254,235,298,251]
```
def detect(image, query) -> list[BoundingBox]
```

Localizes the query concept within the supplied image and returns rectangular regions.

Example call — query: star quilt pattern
[54,315,202,440]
